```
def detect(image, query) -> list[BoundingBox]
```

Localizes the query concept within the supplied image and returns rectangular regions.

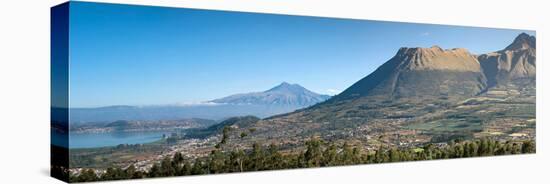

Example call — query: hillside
[214,33,536,150]
[334,46,486,100]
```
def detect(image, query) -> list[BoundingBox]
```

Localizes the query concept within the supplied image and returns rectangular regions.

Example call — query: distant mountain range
[69,83,330,123]
[211,82,331,106]
[70,118,217,133]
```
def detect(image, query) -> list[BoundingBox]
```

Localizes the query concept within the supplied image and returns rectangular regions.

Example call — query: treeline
[70,138,535,182]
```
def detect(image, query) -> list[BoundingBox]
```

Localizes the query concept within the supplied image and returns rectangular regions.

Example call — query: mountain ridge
[479,33,536,87]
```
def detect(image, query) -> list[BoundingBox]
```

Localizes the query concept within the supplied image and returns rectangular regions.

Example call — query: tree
[102,167,126,180]
[125,165,144,179]
[453,144,464,158]
[229,149,246,172]
[373,147,388,163]
[468,142,479,157]
[352,147,363,163]
[77,169,99,182]
[71,137,536,181]
[172,152,186,176]
[240,132,248,139]
[521,140,536,153]
[160,157,175,176]
[173,152,184,166]
[479,138,489,156]
[322,144,338,166]
[191,161,206,175]
[180,161,192,175]
[389,148,401,162]
[208,150,227,173]
[511,143,521,154]
[265,144,284,169]
[125,165,136,178]
[216,126,232,149]
[304,139,323,167]
[247,142,265,170]
[148,163,161,177]
[339,142,362,164]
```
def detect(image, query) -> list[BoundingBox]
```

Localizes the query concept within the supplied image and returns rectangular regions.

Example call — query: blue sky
[68,2,535,107]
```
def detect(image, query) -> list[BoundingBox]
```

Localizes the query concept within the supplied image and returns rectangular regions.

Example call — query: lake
[69,131,171,148]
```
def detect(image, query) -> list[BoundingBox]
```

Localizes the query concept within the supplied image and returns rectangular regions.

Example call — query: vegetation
[69,142,167,169]
[69,138,535,182]
[185,116,260,139]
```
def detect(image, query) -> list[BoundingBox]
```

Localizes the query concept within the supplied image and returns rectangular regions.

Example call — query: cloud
[174,101,220,106]
[326,89,341,95]
[421,32,431,36]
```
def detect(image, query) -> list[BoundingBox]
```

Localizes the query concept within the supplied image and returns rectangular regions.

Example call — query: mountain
[211,82,331,106]
[70,83,330,123]
[333,33,536,101]
[478,33,536,88]
[213,33,536,148]
[335,46,486,100]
